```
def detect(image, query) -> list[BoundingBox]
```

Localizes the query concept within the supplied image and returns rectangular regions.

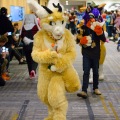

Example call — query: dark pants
[117,44,120,51]
[82,54,99,93]
[10,47,22,61]
[23,43,38,75]
[5,45,12,70]
[0,63,6,86]
[69,22,76,35]
[106,25,113,37]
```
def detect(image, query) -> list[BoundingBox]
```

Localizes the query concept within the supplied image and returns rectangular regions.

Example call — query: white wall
[64,5,79,11]
[87,0,120,11]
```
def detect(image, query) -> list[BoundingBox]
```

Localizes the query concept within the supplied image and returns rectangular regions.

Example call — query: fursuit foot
[44,116,53,120]
[53,114,66,120]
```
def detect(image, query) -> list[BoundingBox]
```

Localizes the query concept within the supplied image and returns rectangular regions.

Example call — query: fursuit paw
[80,36,92,47]
[50,65,63,73]
[45,49,58,58]
[66,84,80,93]
[51,51,58,58]
[91,21,104,35]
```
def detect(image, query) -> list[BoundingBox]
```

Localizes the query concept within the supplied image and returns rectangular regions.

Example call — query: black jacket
[81,25,106,59]
[0,15,14,35]
[0,15,14,47]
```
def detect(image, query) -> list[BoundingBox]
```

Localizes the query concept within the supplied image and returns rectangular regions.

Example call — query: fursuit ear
[27,0,49,18]
[42,6,53,14]
[86,4,93,13]
[53,3,62,12]
[47,0,64,12]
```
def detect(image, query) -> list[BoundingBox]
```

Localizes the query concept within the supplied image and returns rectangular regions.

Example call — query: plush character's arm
[76,28,83,44]
[31,31,58,64]
[50,30,76,72]
[76,20,85,44]
[51,47,76,73]
[80,36,92,47]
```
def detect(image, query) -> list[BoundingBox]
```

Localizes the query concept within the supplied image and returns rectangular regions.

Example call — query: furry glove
[23,37,33,45]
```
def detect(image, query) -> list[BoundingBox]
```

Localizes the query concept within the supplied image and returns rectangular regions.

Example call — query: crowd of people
[64,8,120,52]
[48,4,120,98]
[0,7,40,86]
[102,10,120,38]
[0,4,120,100]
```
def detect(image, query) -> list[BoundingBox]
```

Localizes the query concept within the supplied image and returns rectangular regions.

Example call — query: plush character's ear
[80,7,86,12]
[27,0,64,18]
[47,0,64,12]
[86,4,93,13]
[42,6,53,14]
[53,3,62,12]
[98,3,106,9]
[27,0,50,18]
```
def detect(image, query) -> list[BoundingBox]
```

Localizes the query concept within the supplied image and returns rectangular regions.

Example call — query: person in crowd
[0,8,26,68]
[13,22,20,34]
[0,35,10,82]
[35,14,41,28]
[77,6,106,99]
[10,23,26,64]
[9,44,26,64]
[69,11,77,35]
[101,10,107,21]
[20,14,40,79]
[117,37,120,51]
[111,10,116,23]
[64,11,70,29]
[106,11,113,37]
[114,10,120,33]
[0,7,14,70]
[12,22,21,47]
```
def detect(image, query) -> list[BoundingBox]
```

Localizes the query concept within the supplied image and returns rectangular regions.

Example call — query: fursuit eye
[49,21,56,26]
[62,20,64,24]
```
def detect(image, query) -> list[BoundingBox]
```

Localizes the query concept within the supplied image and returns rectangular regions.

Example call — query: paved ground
[0,41,120,120]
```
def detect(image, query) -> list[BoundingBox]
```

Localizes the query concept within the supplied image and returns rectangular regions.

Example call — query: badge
[91,41,96,48]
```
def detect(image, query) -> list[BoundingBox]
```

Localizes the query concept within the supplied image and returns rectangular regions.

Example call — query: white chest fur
[44,37,64,51]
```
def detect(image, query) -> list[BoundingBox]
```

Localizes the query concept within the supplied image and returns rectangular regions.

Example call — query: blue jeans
[82,54,99,92]
[106,25,113,37]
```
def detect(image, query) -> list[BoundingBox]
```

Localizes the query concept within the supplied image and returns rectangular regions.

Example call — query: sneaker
[77,91,87,99]
[93,89,101,95]
[29,70,36,79]
[89,78,93,84]
[2,72,10,81]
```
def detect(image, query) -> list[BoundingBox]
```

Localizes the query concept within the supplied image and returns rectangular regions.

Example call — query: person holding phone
[0,35,10,86]
[0,7,14,71]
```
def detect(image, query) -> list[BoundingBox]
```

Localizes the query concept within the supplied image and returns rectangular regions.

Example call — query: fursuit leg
[48,76,68,120]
